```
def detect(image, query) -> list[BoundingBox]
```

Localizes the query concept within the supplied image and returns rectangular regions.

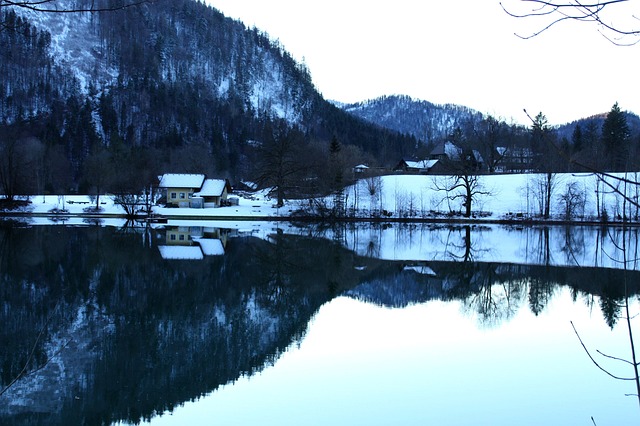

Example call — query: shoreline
[1,209,637,228]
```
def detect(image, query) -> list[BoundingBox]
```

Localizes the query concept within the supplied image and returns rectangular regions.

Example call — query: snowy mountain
[0,0,417,185]
[8,0,313,124]
[340,94,486,144]
[341,95,640,151]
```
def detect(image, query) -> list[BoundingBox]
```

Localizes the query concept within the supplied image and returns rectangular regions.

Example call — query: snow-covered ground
[3,172,640,223]
[342,172,640,221]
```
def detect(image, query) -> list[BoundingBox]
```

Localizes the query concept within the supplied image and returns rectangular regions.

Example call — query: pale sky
[205,0,639,125]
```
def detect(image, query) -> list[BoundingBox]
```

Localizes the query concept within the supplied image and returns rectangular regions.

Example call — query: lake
[1,220,639,425]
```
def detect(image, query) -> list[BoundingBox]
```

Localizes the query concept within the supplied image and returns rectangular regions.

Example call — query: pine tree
[529,112,555,218]
[329,135,344,217]
[601,102,630,171]
[571,123,583,153]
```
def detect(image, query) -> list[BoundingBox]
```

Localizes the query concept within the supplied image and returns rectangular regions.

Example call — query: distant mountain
[339,95,485,144]
[342,95,640,147]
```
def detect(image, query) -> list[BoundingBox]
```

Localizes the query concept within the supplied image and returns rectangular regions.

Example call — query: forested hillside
[0,0,416,198]
[341,94,640,176]
[340,95,485,144]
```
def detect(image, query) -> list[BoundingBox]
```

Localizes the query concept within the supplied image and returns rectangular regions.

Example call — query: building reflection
[156,226,230,260]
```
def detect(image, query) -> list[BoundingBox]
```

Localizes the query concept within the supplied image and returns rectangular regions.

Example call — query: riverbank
[1,172,639,226]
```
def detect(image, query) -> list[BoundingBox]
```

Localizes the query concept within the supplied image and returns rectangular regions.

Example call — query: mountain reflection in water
[0,222,638,425]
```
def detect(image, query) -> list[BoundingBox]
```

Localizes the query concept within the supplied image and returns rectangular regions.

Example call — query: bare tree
[83,147,111,211]
[0,135,44,201]
[432,173,493,218]
[557,180,587,220]
[253,120,306,208]
[501,0,640,45]
[431,134,493,218]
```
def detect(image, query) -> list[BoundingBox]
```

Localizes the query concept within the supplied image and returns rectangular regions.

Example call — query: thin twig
[570,320,635,381]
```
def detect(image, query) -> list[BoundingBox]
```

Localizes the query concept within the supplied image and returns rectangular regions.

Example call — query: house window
[170,192,177,199]
[179,192,186,199]
[188,192,194,199]
[179,235,185,241]
[170,234,176,241]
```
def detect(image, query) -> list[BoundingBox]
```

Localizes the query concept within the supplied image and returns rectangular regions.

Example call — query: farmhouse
[429,141,484,172]
[158,174,232,208]
[158,174,206,207]
[394,159,440,174]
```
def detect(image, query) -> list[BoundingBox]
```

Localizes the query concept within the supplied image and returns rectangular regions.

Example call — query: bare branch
[0,0,152,14]
[596,349,638,366]
[501,0,640,45]
[571,320,636,381]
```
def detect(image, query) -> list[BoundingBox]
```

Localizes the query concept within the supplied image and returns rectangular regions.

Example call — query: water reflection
[157,226,229,259]
[0,221,638,425]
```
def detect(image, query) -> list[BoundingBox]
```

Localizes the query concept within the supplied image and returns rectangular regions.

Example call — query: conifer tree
[329,135,345,216]
[571,123,583,153]
[601,102,630,171]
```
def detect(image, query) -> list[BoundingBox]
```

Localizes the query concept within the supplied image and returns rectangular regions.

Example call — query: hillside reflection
[0,222,638,425]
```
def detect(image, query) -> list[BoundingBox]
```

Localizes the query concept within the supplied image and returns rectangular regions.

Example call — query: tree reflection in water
[0,222,639,424]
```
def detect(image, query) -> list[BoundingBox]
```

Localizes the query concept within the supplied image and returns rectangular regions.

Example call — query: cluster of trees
[423,102,638,176]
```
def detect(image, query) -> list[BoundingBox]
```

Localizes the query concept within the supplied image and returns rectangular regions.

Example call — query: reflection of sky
[141,290,638,426]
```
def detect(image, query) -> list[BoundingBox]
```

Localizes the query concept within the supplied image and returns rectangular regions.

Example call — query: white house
[158,174,206,207]
[158,174,231,208]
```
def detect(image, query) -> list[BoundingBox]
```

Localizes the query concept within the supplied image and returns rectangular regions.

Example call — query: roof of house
[404,159,439,169]
[193,179,228,197]
[430,141,464,159]
[158,174,206,189]
[193,238,225,256]
[157,245,204,260]
[472,150,484,163]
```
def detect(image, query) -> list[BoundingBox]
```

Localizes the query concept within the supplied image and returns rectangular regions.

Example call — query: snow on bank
[3,172,640,222]
[343,172,640,221]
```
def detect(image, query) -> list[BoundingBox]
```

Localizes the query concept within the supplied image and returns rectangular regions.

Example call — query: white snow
[4,172,640,223]
[193,238,225,256]
[158,245,204,260]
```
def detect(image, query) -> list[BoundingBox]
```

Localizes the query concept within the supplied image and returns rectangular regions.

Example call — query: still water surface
[0,221,639,425]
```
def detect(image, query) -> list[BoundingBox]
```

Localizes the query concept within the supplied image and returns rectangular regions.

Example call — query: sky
[204,0,639,126]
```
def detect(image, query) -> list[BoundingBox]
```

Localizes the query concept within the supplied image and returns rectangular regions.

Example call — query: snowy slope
[11,0,313,123]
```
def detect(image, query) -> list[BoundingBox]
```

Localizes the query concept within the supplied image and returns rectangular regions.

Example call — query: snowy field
[2,172,640,223]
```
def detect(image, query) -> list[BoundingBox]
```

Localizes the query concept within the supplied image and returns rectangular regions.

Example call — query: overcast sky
[205,0,639,126]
